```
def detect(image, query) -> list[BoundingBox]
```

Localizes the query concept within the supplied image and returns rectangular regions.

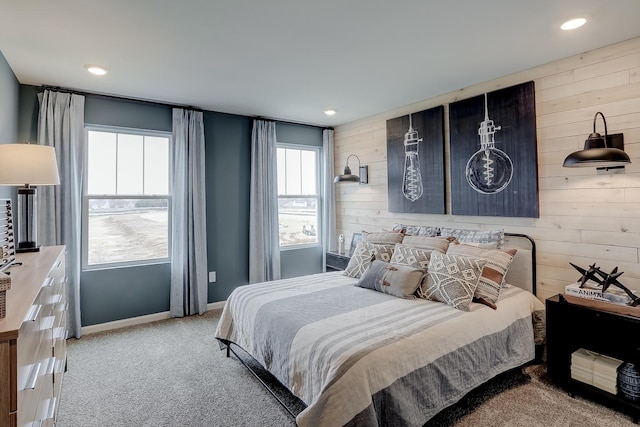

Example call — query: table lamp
[0,143,60,252]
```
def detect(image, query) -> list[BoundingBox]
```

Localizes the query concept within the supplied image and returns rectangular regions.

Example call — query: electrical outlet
[209,271,216,283]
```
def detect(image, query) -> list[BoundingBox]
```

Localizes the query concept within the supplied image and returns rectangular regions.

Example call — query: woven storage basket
[618,362,640,401]
[0,291,5,318]
[0,272,10,318]
[0,272,10,291]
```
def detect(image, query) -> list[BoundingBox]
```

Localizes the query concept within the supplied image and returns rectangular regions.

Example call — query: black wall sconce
[563,112,631,171]
[334,154,368,184]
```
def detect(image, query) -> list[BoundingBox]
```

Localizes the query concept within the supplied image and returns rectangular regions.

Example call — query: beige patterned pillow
[390,244,432,269]
[362,230,404,245]
[401,235,450,253]
[446,243,517,306]
[343,241,395,279]
[423,252,486,311]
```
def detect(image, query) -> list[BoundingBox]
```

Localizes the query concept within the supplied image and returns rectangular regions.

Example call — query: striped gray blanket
[215,271,545,427]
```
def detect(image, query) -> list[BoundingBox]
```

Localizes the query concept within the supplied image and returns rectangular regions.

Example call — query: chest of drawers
[0,246,67,427]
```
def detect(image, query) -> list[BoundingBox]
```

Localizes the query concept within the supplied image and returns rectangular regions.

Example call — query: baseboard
[207,301,226,310]
[81,300,227,335]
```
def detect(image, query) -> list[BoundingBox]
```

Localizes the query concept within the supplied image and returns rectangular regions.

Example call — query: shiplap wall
[334,37,640,301]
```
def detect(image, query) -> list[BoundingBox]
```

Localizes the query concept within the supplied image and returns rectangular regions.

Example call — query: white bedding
[215,271,545,426]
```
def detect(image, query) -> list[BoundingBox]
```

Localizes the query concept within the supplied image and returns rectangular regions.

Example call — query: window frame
[82,125,173,270]
[276,143,322,251]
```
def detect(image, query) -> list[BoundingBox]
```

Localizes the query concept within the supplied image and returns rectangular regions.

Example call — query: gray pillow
[440,227,504,248]
[357,260,426,299]
[446,243,517,307]
[392,223,440,237]
[343,241,395,279]
[390,244,432,269]
[423,252,487,311]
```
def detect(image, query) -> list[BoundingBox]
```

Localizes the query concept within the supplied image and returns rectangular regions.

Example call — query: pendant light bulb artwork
[402,114,424,202]
[387,105,445,214]
[465,93,513,194]
[449,81,538,217]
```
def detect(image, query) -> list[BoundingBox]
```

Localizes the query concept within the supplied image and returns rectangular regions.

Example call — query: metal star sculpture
[569,262,640,307]
[569,262,601,288]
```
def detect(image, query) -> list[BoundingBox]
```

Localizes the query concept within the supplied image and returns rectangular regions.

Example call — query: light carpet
[56,310,635,427]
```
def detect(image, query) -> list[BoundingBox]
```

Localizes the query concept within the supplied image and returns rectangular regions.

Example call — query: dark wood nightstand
[546,294,640,422]
[326,252,350,271]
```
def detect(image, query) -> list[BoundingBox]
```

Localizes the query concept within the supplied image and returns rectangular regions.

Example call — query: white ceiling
[1,0,640,127]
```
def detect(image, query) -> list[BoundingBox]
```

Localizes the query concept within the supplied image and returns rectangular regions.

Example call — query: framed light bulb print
[386,105,445,214]
[449,81,539,218]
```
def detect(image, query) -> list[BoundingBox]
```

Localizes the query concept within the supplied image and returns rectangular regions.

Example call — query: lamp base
[16,247,40,253]
[16,242,40,253]
[16,186,40,253]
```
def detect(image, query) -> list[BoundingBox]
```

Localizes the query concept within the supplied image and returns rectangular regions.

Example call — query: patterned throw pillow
[362,230,404,245]
[356,260,426,299]
[446,243,517,307]
[401,236,450,253]
[423,252,486,311]
[392,223,440,237]
[440,227,504,248]
[390,244,432,269]
[343,241,395,279]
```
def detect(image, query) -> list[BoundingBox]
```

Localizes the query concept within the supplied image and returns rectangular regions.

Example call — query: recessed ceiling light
[85,64,108,76]
[324,109,337,116]
[561,18,586,31]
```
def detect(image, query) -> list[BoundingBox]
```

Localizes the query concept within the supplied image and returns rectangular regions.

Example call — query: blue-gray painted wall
[16,84,324,326]
[0,51,19,199]
[204,111,252,302]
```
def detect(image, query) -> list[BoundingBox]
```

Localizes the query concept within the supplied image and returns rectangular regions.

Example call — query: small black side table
[546,294,640,422]
[326,252,350,271]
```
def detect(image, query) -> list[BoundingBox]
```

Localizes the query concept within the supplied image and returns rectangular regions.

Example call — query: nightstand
[326,252,350,271]
[546,294,640,422]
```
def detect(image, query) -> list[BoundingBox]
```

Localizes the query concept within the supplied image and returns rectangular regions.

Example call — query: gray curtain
[249,120,280,283]
[322,129,336,270]
[171,108,208,317]
[37,89,85,338]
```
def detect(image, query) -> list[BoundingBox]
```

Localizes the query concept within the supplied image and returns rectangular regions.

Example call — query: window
[277,145,320,248]
[83,128,171,268]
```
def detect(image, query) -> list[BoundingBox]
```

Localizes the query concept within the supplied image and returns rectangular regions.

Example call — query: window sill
[279,244,321,252]
[82,259,171,272]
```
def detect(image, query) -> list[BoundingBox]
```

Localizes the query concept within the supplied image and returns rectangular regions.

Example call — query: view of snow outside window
[86,130,170,266]
[277,147,319,247]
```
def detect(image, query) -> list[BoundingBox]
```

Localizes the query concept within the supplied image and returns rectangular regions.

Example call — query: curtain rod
[40,85,332,130]
[40,85,203,112]
[254,115,333,131]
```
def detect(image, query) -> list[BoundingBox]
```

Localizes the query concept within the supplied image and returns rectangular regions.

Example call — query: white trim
[276,144,322,250]
[207,301,226,311]
[82,126,173,270]
[81,301,226,335]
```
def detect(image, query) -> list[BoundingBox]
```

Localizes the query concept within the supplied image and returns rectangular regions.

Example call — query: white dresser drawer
[17,349,53,427]
[1,246,67,427]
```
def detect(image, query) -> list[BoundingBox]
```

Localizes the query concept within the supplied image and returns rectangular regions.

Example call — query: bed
[215,233,545,426]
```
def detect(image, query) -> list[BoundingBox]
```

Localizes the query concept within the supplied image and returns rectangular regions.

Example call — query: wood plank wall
[334,37,640,301]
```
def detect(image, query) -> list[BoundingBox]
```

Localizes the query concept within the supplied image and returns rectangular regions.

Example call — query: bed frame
[218,338,307,418]
[503,232,537,294]
[217,232,538,420]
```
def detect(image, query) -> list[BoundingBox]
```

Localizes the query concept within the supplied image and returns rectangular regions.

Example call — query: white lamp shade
[0,144,60,185]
